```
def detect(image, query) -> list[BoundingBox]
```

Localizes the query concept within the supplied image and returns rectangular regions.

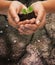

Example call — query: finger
[29,18,36,24]
[19,24,30,32]
[18,18,35,27]
[22,5,27,10]
[24,24,37,31]
[18,25,34,35]
[20,5,27,14]
[19,25,26,32]
[18,28,29,35]
[36,9,46,25]
[8,12,17,28]
[9,6,20,23]
[38,13,46,29]
[18,28,34,35]
[18,20,30,26]
[18,28,25,34]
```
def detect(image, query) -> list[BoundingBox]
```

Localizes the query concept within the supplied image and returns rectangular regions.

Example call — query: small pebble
[13,40,17,43]
[5,24,8,27]
[37,40,40,43]
[0,30,3,33]
[51,25,55,30]
[8,58,10,61]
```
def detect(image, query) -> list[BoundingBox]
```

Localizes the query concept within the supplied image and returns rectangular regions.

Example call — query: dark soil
[18,12,36,21]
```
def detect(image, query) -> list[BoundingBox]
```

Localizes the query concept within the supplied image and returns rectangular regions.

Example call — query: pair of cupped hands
[8,1,46,35]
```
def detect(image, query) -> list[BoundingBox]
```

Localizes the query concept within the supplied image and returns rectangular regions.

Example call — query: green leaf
[21,9,27,14]
[21,6,33,14]
[27,6,33,13]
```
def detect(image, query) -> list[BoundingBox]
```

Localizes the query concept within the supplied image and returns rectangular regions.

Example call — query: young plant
[18,6,36,21]
[21,9,27,14]
[27,6,33,14]
[21,6,33,14]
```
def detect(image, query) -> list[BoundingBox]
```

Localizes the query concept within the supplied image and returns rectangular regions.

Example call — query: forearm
[0,1,11,15]
[42,0,55,13]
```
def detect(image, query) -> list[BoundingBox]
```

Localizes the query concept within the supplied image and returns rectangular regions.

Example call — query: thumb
[17,4,27,14]
[22,5,27,10]
[35,10,45,25]
[16,5,27,21]
[9,6,20,23]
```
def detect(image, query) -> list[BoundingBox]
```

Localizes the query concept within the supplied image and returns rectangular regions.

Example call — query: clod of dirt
[19,44,43,65]
[0,36,7,58]
[5,26,32,61]
[45,13,55,40]
[18,12,36,21]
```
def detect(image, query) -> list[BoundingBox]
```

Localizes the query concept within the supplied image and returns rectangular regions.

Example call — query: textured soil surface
[0,0,55,65]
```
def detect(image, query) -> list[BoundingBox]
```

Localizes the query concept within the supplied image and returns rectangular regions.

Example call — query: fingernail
[36,20,40,25]
[15,17,19,23]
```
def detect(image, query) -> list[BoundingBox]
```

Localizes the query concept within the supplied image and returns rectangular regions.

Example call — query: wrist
[41,1,49,12]
[41,0,55,13]
[0,1,12,10]
[3,1,12,9]
[0,1,12,15]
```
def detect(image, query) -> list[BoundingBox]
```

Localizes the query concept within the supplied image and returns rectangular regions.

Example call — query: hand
[7,1,27,28]
[31,1,46,28]
[18,18,37,35]
[17,1,46,35]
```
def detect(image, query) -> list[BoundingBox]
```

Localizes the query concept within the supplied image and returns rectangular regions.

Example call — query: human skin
[42,0,55,13]
[0,1,11,15]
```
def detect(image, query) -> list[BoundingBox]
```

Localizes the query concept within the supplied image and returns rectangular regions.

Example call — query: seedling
[21,9,27,14]
[18,6,36,21]
[21,6,33,14]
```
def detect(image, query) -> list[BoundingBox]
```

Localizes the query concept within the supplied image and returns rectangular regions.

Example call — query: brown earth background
[0,0,55,65]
